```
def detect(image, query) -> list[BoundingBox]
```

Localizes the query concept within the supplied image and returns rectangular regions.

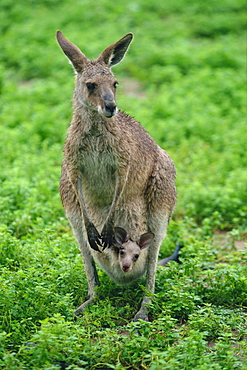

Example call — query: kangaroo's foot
[133,296,152,322]
[133,306,149,322]
[74,296,95,315]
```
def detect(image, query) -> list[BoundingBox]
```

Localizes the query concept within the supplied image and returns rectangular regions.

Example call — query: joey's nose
[122,265,130,272]
[104,102,116,117]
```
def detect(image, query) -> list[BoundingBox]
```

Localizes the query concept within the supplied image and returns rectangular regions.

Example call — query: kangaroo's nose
[104,102,116,117]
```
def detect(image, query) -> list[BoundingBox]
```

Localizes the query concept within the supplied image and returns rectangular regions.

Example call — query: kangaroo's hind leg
[133,213,170,322]
[60,166,100,315]
[72,226,100,315]
[133,155,176,322]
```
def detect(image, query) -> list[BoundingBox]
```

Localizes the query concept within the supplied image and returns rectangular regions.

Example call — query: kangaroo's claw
[101,222,114,249]
[86,223,102,252]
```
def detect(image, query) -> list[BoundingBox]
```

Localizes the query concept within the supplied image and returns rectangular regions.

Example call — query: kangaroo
[57,31,177,321]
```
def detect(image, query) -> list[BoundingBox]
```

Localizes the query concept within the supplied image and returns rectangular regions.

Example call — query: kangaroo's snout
[98,99,117,118]
[104,101,117,117]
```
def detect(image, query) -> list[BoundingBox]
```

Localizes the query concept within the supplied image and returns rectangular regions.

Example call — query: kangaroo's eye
[86,82,97,91]
[120,250,125,256]
[113,81,119,89]
[134,254,139,260]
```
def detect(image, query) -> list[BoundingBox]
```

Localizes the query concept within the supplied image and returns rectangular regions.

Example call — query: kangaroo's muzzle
[104,102,117,117]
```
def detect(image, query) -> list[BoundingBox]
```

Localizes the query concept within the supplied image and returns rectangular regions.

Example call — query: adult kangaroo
[57,31,177,321]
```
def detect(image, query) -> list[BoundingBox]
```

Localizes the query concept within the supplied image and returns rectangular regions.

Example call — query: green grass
[0,0,246,368]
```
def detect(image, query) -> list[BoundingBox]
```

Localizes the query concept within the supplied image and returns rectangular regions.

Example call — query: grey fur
[57,31,176,321]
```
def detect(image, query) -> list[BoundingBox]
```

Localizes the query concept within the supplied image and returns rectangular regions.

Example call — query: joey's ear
[138,233,154,250]
[114,227,128,246]
[56,30,88,73]
[97,33,133,67]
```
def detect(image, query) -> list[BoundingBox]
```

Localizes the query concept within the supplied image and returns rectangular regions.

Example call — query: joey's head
[114,227,154,273]
[56,31,133,118]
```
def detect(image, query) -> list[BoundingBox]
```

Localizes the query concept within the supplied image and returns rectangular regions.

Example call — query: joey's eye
[120,250,125,256]
[86,82,97,91]
[113,81,119,89]
[134,254,139,260]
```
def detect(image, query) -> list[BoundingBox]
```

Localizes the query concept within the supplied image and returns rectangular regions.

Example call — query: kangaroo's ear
[138,233,154,250]
[56,30,88,73]
[97,33,133,67]
[114,227,128,246]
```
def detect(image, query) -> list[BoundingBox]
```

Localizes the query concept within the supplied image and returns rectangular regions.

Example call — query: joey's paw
[87,223,102,252]
[101,223,114,250]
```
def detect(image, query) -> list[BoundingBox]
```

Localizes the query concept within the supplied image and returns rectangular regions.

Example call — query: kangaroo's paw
[101,221,114,249]
[86,223,102,252]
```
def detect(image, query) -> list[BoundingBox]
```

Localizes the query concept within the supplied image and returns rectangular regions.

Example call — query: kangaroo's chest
[79,134,117,206]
